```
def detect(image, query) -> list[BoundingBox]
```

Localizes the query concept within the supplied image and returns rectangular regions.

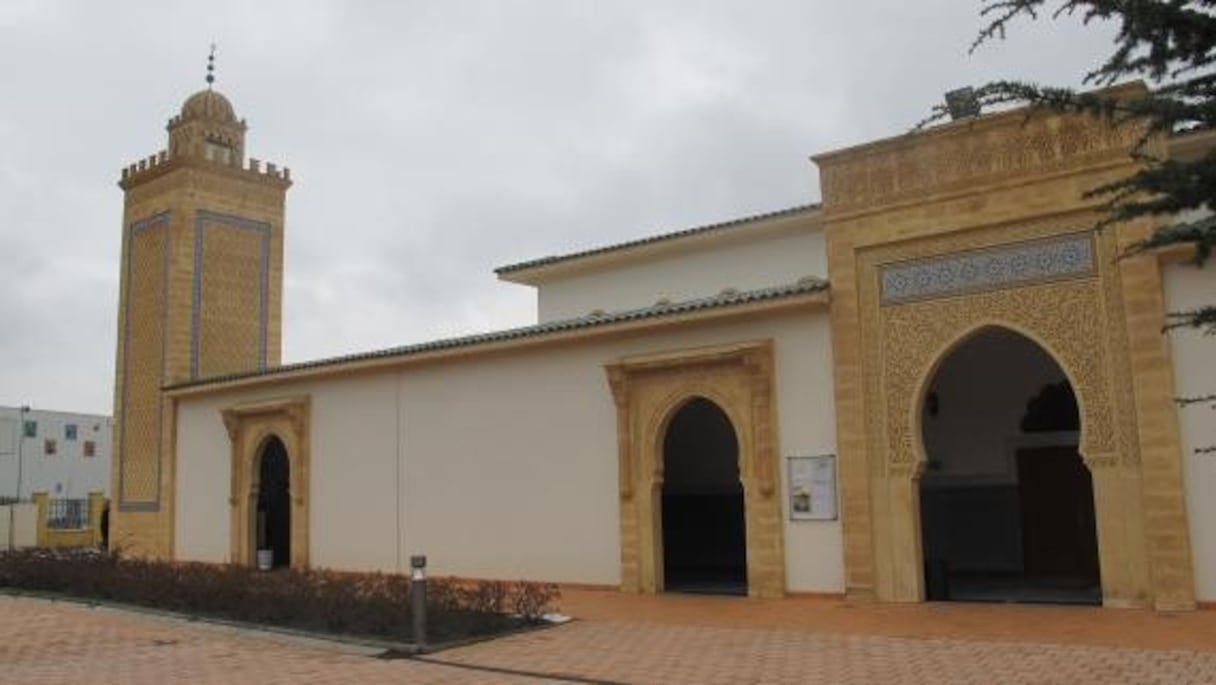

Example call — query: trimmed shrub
[0,548,559,644]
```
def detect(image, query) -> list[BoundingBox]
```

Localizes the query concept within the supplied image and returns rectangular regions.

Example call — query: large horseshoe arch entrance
[842,265,1177,608]
[862,298,1150,608]
[918,327,1101,604]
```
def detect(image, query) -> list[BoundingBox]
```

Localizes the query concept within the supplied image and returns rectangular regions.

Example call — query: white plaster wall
[174,399,233,563]
[175,309,843,594]
[398,311,841,589]
[0,408,111,501]
[535,223,826,322]
[308,374,400,571]
[395,348,621,584]
[1164,259,1216,602]
[768,315,842,593]
[174,374,401,570]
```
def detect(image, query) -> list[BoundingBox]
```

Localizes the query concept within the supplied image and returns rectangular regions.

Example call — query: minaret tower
[112,50,291,556]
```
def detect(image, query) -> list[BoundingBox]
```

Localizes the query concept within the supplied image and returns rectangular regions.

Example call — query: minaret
[111,51,291,556]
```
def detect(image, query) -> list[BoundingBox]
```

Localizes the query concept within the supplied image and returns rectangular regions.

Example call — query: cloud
[0,0,1119,414]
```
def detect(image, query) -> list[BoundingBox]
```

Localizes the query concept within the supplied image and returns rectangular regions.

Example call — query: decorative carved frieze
[819,112,1144,212]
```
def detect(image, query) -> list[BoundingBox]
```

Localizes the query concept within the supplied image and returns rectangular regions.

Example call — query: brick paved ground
[560,588,1216,651]
[4,594,1216,684]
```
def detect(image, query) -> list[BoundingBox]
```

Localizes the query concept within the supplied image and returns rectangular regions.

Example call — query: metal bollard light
[410,554,427,653]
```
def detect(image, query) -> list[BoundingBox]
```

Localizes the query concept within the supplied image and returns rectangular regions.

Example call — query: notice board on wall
[787,454,837,521]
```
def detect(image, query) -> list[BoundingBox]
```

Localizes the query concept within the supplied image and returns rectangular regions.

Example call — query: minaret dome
[180,88,238,123]
[167,87,247,164]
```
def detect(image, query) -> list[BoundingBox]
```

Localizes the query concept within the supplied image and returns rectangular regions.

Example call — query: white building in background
[0,406,112,502]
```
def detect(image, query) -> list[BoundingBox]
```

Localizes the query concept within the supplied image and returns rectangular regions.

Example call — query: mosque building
[110,73,1216,610]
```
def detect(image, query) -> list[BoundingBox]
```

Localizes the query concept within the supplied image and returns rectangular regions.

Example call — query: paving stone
[3,594,1216,684]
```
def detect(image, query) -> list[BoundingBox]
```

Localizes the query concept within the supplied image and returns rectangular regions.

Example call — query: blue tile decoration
[880,233,1094,305]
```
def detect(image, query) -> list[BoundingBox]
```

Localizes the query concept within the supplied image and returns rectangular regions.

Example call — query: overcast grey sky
[0,1,1116,415]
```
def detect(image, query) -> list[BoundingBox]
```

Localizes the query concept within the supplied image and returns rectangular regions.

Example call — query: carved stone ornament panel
[819,111,1145,212]
[880,279,1116,467]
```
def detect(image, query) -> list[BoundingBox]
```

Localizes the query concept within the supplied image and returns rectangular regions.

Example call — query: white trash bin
[256,549,274,571]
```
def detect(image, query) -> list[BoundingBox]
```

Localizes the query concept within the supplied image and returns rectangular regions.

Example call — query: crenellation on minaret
[118,147,291,190]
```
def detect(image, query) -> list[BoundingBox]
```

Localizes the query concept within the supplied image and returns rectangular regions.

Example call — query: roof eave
[495,204,822,286]
[165,285,830,399]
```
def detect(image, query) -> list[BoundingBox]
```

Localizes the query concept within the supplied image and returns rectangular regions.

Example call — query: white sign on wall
[787,454,837,521]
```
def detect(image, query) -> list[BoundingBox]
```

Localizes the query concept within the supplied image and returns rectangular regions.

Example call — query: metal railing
[46,499,89,530]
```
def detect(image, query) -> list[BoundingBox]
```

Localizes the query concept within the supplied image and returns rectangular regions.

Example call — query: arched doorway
[607,342,785,598]
[661,397,747,595]
[919,328,1100,605]
[256,436,291,570]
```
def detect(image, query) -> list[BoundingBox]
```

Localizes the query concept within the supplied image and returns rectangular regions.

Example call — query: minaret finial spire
[206,44,216,89]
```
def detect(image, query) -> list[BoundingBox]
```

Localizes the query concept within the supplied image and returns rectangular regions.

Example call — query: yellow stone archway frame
[220,396,311,569]
[832,223,1195,610]
[606,341,785,599]
[815,96,1195,610]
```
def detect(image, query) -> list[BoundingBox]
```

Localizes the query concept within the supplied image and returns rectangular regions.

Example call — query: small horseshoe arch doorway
[918,327,1100,605]
[661,396,747,595]
[256,436,291,570]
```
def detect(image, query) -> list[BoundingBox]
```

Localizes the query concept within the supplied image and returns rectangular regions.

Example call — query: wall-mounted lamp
[945,87,982,121]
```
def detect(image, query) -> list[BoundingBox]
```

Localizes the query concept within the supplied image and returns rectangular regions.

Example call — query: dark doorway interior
[661,397,747,595]
[919,329,1101,605]
[257,437,291,570]
[1017,445,1100,584]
